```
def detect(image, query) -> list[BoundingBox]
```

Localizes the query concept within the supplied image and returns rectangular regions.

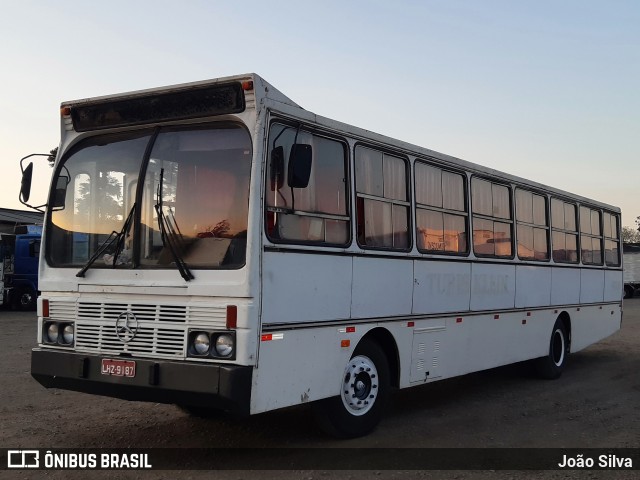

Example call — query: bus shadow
[68,350,629,448]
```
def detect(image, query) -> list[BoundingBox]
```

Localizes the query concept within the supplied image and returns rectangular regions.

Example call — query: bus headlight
[215,334,234,357]
[62,324,75,345]
[46,323,59,343]
[43,321,75,347]
[188,330,236,360]
[193,333,211,355]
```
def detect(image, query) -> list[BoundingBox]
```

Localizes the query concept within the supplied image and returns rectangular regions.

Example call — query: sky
[1,0,638,226]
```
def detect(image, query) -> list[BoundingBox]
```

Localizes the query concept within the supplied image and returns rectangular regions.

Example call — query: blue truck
[0,225,41,310]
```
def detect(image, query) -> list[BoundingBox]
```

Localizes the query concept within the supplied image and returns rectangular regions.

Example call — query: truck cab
[2,225,41,310]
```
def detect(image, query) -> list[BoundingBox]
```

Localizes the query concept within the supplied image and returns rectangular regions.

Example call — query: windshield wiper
[76,204,136,277]
[155,168,194,281]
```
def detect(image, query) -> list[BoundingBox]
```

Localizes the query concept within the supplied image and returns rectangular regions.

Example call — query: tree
[47,147,58,167]
[622,226,640,243]
[75,173,124,224]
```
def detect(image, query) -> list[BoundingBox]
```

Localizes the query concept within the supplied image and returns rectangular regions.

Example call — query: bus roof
[61,73,619,213]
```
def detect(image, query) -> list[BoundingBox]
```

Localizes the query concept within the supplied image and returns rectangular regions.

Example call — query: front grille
[75,323,185,357]
[47,299,228,359]
[78,303,189,323]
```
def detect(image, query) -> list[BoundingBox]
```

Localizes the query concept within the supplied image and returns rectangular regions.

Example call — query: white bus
[23,74,622,438]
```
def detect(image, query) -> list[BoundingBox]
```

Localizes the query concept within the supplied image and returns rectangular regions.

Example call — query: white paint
[604,269,623,302]
[580,269,605,303]
[469,263,516,311]
[262,251,352,324]
[351,256,413,318]
[551,267,581,305]
[515,265,551,308]
[412,260,471,314]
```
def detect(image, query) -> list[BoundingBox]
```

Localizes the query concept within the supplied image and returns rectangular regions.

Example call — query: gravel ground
[1,300,639,479]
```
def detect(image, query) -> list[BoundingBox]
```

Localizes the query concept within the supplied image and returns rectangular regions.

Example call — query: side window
[266,124,349,245]
[580,206,603,265]
[603,212,620,267]
[515,189,549,261]
[551,198,578,263]
[355,146,410,250]
[471,178,513,258]
[415,162,468,254]
[29,240,41,258]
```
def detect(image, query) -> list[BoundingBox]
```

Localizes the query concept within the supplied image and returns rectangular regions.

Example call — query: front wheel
[534,318,569,379]
[15,288,36,311]
[312,338,391,438]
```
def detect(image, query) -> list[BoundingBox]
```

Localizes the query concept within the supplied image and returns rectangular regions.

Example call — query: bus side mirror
[29,240,40,258]
[20,162,33,203]
[287,144,312,189]
[270,146,285,191]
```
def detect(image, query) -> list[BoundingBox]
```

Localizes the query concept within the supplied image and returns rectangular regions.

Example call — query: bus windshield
[48,123,252,271]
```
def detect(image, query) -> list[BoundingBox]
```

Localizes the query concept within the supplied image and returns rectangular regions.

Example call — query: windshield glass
[48,124,252,270]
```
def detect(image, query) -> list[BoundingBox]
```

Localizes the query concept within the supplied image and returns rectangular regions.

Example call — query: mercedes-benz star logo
[115,311,138,343]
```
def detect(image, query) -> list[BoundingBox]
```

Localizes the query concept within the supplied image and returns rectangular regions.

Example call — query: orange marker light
[242,81,254,91]
[341,340,350,348]
[42,299,50,318]
[60,106,71,116]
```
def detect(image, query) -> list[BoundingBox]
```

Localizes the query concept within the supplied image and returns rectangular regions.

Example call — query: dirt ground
[1,300,639,479]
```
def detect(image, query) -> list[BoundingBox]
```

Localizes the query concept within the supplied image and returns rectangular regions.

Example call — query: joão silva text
[559,454,632,469]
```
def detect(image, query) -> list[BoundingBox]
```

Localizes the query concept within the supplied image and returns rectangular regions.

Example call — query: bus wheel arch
[312,331,397,438]
[361,327,400,388]
[535,312,571,379]
[558,311,572,351]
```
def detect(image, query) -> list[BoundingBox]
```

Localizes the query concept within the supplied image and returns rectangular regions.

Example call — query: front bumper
[31,349,252,415]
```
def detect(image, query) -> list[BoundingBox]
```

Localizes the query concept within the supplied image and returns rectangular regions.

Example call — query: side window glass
[515,189,549,261]
[604,212,620,267]
[580,206,603,265]
[472,178,513,258]
[415,162,468,254]
[266,124,349,246]
[551,199,578,263]
[355,146,409,250]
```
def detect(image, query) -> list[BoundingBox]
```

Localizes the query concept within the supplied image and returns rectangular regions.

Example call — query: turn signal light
[242,81,254,91]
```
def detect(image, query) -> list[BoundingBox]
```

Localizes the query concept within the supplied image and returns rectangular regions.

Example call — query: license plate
[101,359,136,378]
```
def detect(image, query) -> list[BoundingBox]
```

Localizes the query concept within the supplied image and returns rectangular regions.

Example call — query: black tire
[312,337,391,438]
[624,285,634,299]
[534,318,569,379]
[14,288,36,311]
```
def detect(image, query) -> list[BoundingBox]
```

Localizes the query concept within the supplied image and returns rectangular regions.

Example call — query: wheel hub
[341,355,378,416]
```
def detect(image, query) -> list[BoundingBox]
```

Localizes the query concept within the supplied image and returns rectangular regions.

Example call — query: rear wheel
[535,318,569,379]
[312,338,390,438]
